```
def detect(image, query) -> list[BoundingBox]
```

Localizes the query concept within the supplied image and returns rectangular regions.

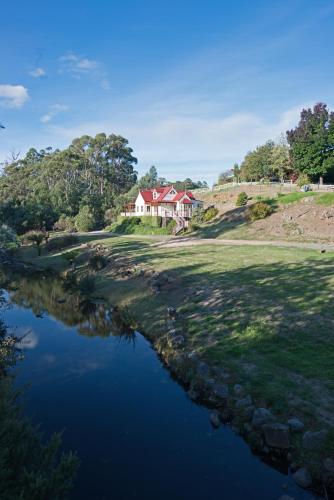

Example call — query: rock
[168,335,185,348]
[233,384,243,395]
[167,307,178,319]
[287,418,304,432]
[187,351,199,363]
[279,496,295,500]
[244,423,252,433]
[262,445,269,454]
[220,407,234,423]
[323,458,334,473]
[235,395,252,408]
[243,405,255,421]
[196,362,210,377]
[262,423,290,449]
[212,383,229,400]
[292,468,312,489]
[188,389,199,401]
[209,410,220,428]
[252,408,275,428]
[302,429,328,450]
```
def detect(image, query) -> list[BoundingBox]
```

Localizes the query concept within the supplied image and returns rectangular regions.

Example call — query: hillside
[196,188,334,242]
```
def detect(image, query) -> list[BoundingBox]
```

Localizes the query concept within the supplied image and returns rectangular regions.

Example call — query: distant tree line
[217,102,334,184]
[0,133,208,234]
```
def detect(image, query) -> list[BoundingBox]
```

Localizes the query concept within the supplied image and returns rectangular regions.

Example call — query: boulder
[167,307,178,319]
[209,410,220,428]
[323,458,334,473]
[287,417,304,432]
[252,408,275,428]
[235,395,252,408]
[292,468,312,489]
[243,405,255,421]
[212,383,229,400]
[168,335,185,348]
[302,429,328,450]
[262,423,290,449]
[196,362,210,377]
[233,384,243,395]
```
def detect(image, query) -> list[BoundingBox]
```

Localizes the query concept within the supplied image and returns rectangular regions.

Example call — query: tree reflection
[3,271,136,343]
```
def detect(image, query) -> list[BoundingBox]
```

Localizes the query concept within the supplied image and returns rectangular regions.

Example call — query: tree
[75,205,96,232]
[239,140,291,181]
[24,230,45,255]
[138,165,158,189]
[286,102,334,181]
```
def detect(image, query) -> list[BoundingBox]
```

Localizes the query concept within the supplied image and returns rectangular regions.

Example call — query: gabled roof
[138,186,198,204]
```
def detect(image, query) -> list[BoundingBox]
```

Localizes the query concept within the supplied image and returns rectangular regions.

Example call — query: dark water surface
[2,276,315,500]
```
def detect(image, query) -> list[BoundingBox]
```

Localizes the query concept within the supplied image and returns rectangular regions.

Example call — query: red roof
[138,186,197,204]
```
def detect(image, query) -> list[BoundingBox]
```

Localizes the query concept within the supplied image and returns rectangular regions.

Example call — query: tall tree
[286,103,334,180]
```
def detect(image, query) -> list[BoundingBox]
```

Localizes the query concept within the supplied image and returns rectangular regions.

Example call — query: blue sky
[1,0,333,185]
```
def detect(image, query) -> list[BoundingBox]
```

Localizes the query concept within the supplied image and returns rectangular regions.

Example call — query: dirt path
[150,236,334,252]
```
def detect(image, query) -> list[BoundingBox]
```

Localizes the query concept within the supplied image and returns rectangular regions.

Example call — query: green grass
[315,192,334,206]
[277,191,316,204]
[21,235,334,446]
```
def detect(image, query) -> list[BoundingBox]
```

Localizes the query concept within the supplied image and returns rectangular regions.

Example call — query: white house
[122,185,203,220]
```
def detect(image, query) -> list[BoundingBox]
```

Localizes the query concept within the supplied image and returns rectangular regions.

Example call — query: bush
[75,206,96,232]
[236,192,248,206]
[46,234,79,252]
[202,206,218,222]
[167,219,176,234]
[249,202,273,221]
[0,225,20,251]
[77,274,95,295]
[140,216,162,228]
[54,214,76,232]
[88,254,107,271]
[191,208,206,225]
[189,222,199,232]
[296,173,311,188]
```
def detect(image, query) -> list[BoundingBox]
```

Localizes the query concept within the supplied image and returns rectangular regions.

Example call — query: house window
[146,205,150,212]
[153,191,158,199]
[141,206,144,212]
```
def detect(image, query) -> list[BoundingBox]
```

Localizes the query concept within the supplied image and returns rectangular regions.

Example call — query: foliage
[88,254,108,271]
[240,140,291,181]
[22,230,45,255]
[0,318,79,498]
[236,192,248,207]
[167,219,177,231]
[296,173,311,187]
[76,274,96,295]
[202,206,218,221]
[191,208,206,225]
[54,214,76,232]
[188,222,199,232]
[75,206,96,232]
[107,216,171,235]
[248,201,273,221]
[46,234,79,252]
[0,225,20,251]
[287,103,334,181]
[0,133,138,233]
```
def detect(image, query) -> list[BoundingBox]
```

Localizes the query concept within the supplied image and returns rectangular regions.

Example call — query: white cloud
[49,104,304,183]
[59,52,110,89]
[41,103,68,123]
[29,67,46,78]
[0,84,29,108]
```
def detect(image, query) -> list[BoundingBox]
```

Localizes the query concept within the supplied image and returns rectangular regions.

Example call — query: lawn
[21,235,334,445]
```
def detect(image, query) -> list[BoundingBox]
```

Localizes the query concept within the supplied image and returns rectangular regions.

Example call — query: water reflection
[4,273,136,344]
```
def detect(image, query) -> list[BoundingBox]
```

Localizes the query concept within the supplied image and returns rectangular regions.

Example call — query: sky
[1,0,333,185]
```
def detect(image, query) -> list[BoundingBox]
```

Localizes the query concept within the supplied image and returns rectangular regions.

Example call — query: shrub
[77,274,95,295]
[54,214,76,232]
[236,192,248,206]
[249,202,273,221]
[296,173,311,188]
[202,206,218,222]
[191,208,206,225]
[88,254,107,271]
[140,216,162,228]
[75,206,96,232]
[22,230,45,256]
[0,225,20,251]
[189,222,199,232]
[104,208,115,225]
[46,234,79,252]
[167,219,176,234]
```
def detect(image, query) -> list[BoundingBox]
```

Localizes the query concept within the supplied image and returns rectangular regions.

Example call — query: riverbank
[19,234,334,496]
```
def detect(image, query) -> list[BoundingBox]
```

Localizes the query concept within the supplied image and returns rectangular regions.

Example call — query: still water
[2,276,314,500]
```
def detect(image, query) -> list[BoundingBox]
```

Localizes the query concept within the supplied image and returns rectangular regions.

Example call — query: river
[1,274,315,500]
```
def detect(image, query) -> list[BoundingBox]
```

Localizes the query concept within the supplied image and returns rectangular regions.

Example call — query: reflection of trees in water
[6,274,136,342]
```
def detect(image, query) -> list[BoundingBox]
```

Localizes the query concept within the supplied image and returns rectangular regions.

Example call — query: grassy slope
[194,191,334,241]
[21,235,334,444]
